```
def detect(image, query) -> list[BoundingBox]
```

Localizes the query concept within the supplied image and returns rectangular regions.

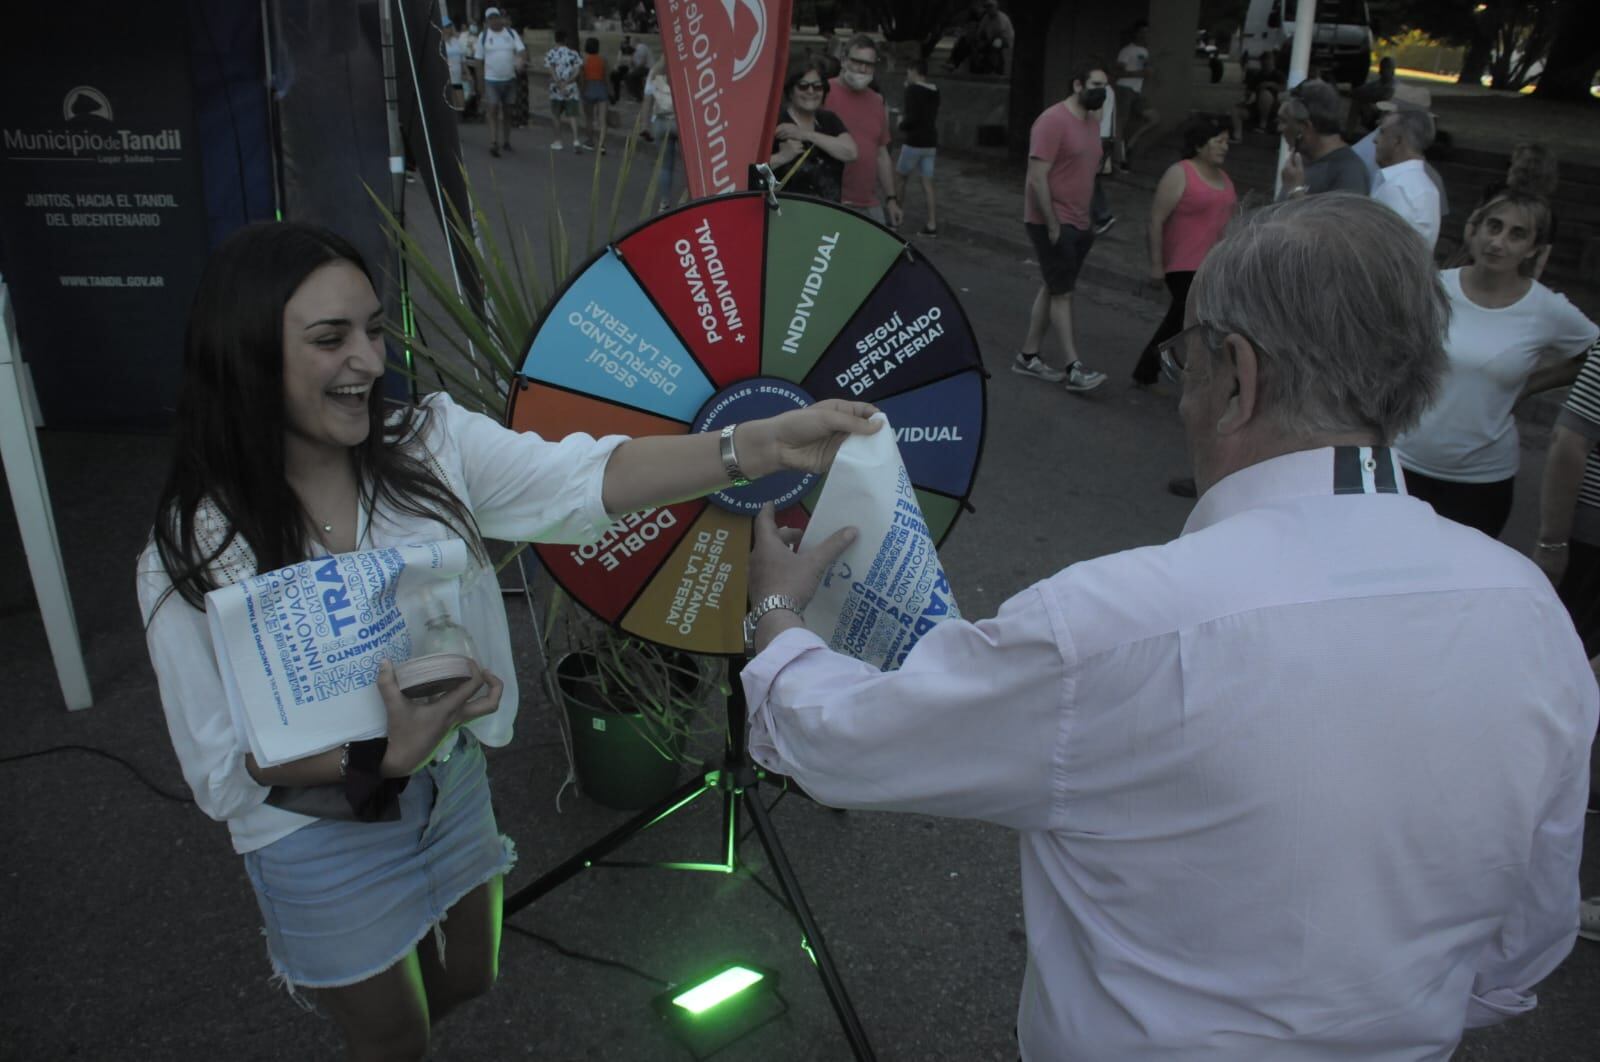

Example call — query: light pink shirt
[745,446,1593,1060]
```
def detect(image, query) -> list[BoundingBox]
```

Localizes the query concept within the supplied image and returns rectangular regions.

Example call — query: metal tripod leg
[743,786,876,1060]
[503,771,715,914]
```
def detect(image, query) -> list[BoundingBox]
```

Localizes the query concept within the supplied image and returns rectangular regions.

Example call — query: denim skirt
[241,733,515,991]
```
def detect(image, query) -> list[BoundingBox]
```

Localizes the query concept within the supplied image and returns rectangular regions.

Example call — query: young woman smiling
[138,222,876,1059]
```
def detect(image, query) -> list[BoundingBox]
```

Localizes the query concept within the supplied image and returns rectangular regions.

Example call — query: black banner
[0,1,212,431]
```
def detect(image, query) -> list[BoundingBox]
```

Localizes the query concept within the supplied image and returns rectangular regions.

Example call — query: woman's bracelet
[1535,540,1569,552]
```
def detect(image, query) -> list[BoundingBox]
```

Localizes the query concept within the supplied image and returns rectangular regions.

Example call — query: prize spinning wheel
[507,192,986,656]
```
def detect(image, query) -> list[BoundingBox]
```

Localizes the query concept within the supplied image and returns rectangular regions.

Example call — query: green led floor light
[653,963,786,1059]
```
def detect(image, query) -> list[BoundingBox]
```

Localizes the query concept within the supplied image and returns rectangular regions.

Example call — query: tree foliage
[1373,0,1571,90]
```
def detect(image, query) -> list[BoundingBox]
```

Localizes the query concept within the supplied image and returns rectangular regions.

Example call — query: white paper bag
[800,413,960,670]
[206,539,473,767]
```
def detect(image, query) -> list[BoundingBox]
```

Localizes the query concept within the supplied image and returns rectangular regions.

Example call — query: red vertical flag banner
[654,0,792,199]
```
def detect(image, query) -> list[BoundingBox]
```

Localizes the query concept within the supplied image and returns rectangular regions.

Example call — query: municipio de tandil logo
[4,85,181,160]
[62,86,114,123]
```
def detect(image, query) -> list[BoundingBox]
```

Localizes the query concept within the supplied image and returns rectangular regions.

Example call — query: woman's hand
[745,399,880,477]
[375,660,503,777]
[771,137,804,167]
[774,122,808,144]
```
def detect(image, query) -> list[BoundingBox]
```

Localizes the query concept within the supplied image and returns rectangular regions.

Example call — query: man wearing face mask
[828,35,903,228]
[1012,66,1110,392]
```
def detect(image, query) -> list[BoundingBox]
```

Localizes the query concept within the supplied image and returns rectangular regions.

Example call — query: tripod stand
[503,663,876,1061]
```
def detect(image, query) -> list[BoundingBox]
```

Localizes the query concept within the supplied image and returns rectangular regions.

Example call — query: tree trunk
[1535,0,1600,102]
[1005,3,1052,160]
[1458,34,1490,85]
[556,0,579,48]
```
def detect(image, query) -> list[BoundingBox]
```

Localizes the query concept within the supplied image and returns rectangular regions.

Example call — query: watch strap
[719,424,751,487]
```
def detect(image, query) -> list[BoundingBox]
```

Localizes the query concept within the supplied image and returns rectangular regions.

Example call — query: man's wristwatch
[744,594,803,654]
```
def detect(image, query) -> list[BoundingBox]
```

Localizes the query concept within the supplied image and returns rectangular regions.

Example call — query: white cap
[484,6,503,17]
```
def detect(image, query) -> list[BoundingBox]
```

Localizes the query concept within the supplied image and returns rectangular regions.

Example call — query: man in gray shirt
[1277,79,1367,199]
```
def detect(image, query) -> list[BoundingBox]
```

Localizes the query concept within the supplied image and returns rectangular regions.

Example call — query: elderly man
[741,195,1595,1060]
[1279,79,1367,198]
[1372,103,1441,249]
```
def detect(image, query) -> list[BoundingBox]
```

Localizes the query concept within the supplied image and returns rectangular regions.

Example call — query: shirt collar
[1182,445,1404,536]
[1380,157,1425,178]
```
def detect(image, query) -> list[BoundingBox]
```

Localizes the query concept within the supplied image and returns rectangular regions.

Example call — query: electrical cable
[504,923,671,987]
[0,744,192,804]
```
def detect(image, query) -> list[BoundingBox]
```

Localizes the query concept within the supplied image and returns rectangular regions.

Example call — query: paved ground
[3,99,1600,1061]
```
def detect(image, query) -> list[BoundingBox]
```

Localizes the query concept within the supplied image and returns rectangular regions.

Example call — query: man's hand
[375,660,502,777]
[886,197,904,227]
[1046,221,1062,245]
[748,503,858,610]
[1281,151,1306,194]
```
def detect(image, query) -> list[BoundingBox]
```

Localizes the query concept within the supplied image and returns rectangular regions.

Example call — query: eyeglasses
[1157,321,1225,383]
[795,80,826,92]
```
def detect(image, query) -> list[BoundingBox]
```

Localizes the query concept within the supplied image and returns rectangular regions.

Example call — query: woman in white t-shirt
[1396,191,1600,537]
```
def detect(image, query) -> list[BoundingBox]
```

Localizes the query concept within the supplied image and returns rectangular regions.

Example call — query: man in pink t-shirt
[828,35,903,228]
[1013,66,1110,393]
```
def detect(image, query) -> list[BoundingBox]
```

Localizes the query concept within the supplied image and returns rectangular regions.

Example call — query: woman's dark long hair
[152,221,484,611]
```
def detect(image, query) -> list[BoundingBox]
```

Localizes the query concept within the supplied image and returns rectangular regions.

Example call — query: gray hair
[1384,105,1435,154]
[1192,194,1449,441]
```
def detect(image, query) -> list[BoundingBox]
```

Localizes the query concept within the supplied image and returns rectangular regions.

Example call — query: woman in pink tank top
[1131,116,1237,385]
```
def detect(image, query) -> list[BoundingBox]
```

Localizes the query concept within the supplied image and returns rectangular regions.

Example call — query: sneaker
[1063,361,1108,392]
[1093,215,1117,236]
[550,141,564,151]
[919,225,938,238]
[1011,353,1067,383]
[1580,896,1600,943]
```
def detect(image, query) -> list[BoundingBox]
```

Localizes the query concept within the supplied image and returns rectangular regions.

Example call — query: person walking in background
[1278,80,1367,198]
[477,7,525,158]
[1231,47,1283,142]
[895,58,940,238]
[642,59,681,212]
[1396,192,1599,538]
[543,30,583,153]
[1346,55,1397,139]
[1372,102,1440,251]
[1132,115,1236,388]
[610,35,634,104]
[1115,20,1160,166]
[770,58,857,202]
[1012,65,1110,394]
[827,35,901,227]
[579,37,609,154]
[972,0,1014,76]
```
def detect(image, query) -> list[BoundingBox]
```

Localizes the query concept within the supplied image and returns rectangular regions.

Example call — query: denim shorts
[483,79,517,106]
[896,144,937,178]
[241,733,515,992]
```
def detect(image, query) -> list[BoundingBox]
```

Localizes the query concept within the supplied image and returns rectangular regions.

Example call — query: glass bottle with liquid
[393,586,479,702]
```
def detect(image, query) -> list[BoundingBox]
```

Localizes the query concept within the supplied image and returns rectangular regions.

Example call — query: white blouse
[136,393,626,853]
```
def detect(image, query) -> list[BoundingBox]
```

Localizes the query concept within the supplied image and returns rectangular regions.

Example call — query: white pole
[0,282,93,710]
[1275,0,1319,200]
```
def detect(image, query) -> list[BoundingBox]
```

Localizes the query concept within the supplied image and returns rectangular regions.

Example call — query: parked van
[1238,0,1375,87]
